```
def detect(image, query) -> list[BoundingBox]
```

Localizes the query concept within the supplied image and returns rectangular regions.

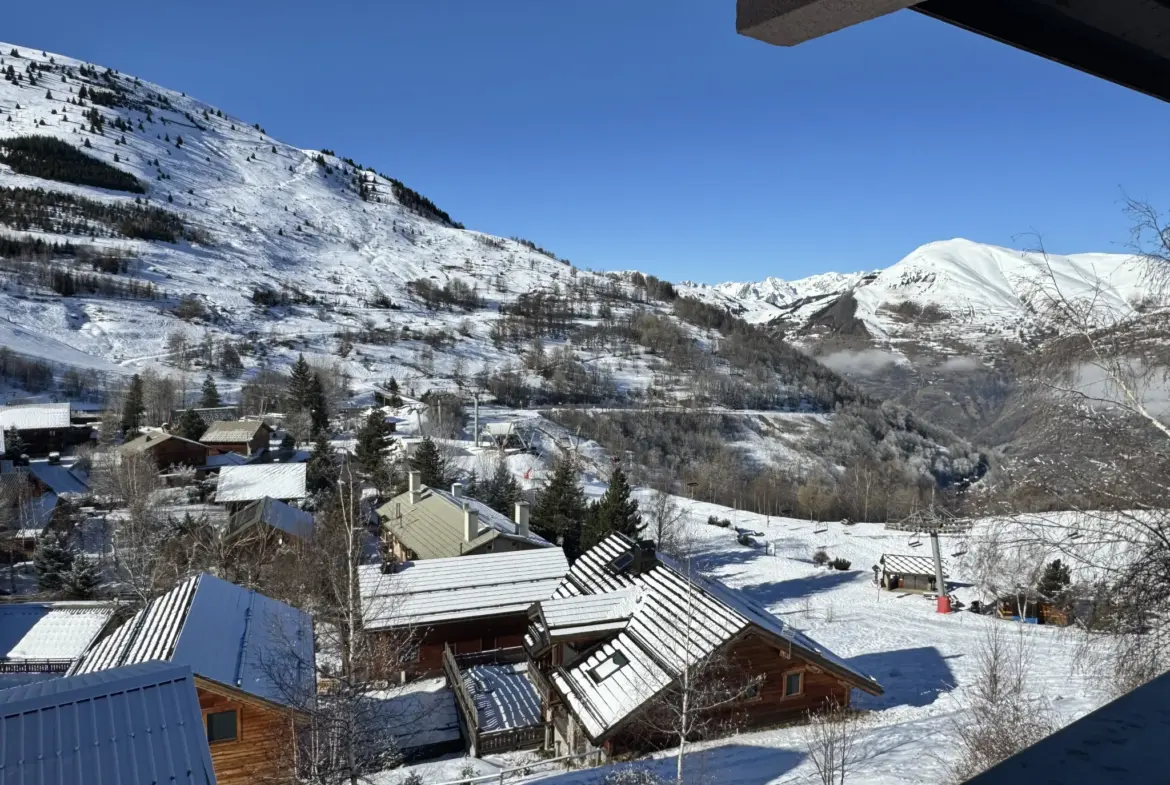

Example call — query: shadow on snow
[530,744,805,785]
[848,646,958,710]
[735,569,862,607]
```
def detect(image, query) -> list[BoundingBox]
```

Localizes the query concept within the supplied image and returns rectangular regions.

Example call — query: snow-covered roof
[200,419,268,443]
[26,460,88,496]
[880,553,948,577]
[0,602,118,663]
[216,463,307,503]
[205,451,248,468]
[379,486,550,559]
[0,660,218,785]
[538,591,641,639]
[359,548,568,629]
[0,402,70,431]
[119,431,208,458]
[72,573,314,709]
[233,496,314,540]
[543,534,882,743]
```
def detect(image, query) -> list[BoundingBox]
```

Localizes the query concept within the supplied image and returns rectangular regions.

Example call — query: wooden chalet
[878,553,949,593]
[0,601,120,687]
[525,534,882,758]
[0,402,80,457]
[359,547,569,679]
[996,591,1071,626]
[379,471,550,561]
[200,419,272,456]
[119,430,214,471]
[0,661,219,785]
[228,496,314,543]
[72,573,316,785]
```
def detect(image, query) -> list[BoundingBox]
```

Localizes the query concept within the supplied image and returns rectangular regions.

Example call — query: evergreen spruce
[385,376,404,407]
[355,410,391,477]
[307,373,329,434]
[472,460,523,518]
[176,407,207,440]
[219,341,244,378]
[1,428,27,458]
[60,555,102,600]
[120,373,145,436]
[532,457,588,562]
[33,531,74,594]
[288,353,313,411]
[1037,558,1072,602]
[410,437,448,488]
[199,374,221,407]
[582,467,641,551]
[306,429,337,494]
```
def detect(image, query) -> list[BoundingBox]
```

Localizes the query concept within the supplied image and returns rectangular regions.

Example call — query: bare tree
[644,490,688,559]
[802,698,866,785]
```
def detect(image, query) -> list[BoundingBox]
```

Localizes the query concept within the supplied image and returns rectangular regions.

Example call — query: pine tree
[219,341,244,378]
[176,408,207,440]
[473,460,523,517]
[307,373,329,434]
[582,467,642,551]
[60,555,102,600]
[385,376,404,407]
[34,531,74,594]
[355,410,391,477]
[121,373,145,436]
[288,354,313,411]
[199,374,221,408]
[532,457,588,561]
[1037,559,1072,602]
[306,429,337,494]
[1,428,27,458]
[410,437,448,488]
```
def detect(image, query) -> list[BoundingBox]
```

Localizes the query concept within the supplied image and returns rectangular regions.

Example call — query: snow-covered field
[384,495,1103,785]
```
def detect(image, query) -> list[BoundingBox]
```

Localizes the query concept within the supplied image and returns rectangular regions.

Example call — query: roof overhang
[736,0,1170,104]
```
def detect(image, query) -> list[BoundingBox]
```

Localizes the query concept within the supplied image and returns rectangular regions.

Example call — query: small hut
[878,553,948,593]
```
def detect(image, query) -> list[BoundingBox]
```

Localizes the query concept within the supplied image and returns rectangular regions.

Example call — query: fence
[0,658,72,674]
[427,749,606,785]
[443,644,549,757]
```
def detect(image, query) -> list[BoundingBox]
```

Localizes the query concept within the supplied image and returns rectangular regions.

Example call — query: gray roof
[0,402,70,431]
[880,553,948,577]
[0,602,118,663]
[0,660,217,785]
[73,573,315,709]
[26,460,88,496]
[963,669,1170,785]
[200,419,268,443]
[233,497,314,540]
[216,463,307,503]
[359,548,569,629]
[543,534,882,743]
[119,431,208,458]
[379,487,549,559]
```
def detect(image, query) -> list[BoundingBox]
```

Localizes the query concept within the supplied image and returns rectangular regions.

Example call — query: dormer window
[588,650,629,683]
[607,551,634,576]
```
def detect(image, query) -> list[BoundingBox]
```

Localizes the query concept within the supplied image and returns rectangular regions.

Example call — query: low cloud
[937,356,982,373]
[819,349,901,377]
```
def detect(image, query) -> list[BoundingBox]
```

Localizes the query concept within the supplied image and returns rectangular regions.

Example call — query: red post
[937,594,952,614]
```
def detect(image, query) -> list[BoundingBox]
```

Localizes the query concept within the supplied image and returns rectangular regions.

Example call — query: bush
[707,515,732,528]
[830,557,852,570]
[812,548,830,567]
[174,295,206,320]
[600,769,670,785]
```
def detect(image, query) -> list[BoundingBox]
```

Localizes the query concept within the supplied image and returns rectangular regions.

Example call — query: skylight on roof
[607,551,634,575]
[589,650,629,683]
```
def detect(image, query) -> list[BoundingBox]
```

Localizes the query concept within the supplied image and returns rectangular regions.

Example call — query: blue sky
[6,1,1170,283]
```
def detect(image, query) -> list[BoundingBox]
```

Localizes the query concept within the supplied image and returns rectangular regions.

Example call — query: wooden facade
[197,679,298,785]
[202,423,272,456]
[135,436,212,471]
[375,614,529,679]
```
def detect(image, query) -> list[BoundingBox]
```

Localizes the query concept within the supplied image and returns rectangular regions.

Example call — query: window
[482,635,497,651]
[783,670,804,698]
[607,551,634,576]
[588,651,629,683]
[206,709,238,743]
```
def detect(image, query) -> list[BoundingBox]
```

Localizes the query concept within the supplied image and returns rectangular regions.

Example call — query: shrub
[174,295,206,321]
[812,548,830,567]
[830,557,852,571]
[707,515,732,528]
[600,768,670,785]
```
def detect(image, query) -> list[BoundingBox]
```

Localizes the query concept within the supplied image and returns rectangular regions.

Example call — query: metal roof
[118,431,208,457]
[199,419,267,443]
[232,497,314,540]
[26,460,89,496]
[379,487,549,560]
[215,463,307,503]
[540,591,641,638]
[0,602,118,663]
[544,534,882,743]
[0,660,217,785]
[73,573,315,709]
[0,403,70,431]
[359,548,568,629]
[880,553,948,577]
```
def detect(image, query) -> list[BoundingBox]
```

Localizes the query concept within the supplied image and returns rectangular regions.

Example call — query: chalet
[229,496,314,543]
[526,534,882,757]
[200,419,272,456]
[0,467,61,559]
[0,402,74,457]
[25,457,89,498]
[215,463,307,512]
[380,471,550,561]
[0,601,120,686]
[72,573,315,785]
[878,553,948,593]
[120,431,213,471]
[996,591,1071,626]
[359,547,569,678]
[0,660,219,785]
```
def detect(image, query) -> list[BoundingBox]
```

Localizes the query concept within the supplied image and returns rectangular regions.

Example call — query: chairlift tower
[901,504,964,614]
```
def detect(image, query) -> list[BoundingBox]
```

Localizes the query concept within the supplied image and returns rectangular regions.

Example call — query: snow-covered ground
[386,495,1104,785]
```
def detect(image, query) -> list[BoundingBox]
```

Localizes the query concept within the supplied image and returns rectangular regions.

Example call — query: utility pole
[930,528,949,613]
[472,393,479,449]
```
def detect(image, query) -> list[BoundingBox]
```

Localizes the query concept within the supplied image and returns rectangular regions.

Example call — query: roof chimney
[451,482,463,498]
[408,470,422,505]
[463,503,479,542]
[515,501,530,538]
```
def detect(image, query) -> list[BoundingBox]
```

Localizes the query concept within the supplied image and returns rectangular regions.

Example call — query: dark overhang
[737,0,1170,104]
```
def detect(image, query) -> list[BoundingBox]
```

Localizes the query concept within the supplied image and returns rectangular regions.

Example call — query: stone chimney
[515,501,530,538]
[463,503,479,542]
[408,471,423,505]
[451,482,463,498]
